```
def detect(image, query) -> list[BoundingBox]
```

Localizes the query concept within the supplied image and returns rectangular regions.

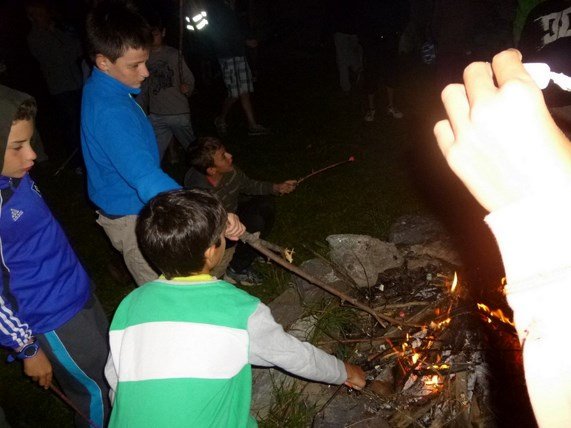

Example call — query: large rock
[388,214,448,245]
[293,258,352,303]
[407,239,462,267]
[327,234,404,288]
[313,394,391,428]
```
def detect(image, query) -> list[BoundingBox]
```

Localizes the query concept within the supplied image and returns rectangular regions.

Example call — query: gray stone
[266,287,304,330]
[407,240,462,267]
[388,215,448,245]
[313,394,390,428]
[293,258,351,303]
[327,234,404,288]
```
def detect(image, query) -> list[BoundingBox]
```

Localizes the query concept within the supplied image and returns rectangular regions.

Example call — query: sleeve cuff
[485,192,571,290]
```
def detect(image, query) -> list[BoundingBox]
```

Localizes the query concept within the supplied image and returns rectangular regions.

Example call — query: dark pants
[37,295,110,428]
[228,195,275,272]
[361,34,399,94]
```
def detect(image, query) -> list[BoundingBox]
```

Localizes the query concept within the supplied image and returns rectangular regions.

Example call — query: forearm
[236,169,274,195]
[248,304,346,385]
[486,195,571,426]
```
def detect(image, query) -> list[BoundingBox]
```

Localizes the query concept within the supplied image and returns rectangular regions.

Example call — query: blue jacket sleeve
[0,274,33,350]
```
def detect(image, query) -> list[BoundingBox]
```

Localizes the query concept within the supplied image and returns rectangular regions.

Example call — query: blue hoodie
[0,86,90,349]
[81,68,180,216]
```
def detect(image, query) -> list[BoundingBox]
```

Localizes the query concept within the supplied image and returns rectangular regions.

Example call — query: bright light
[185,16,190,22]
[192,13,202,23]
[451,272,458,293]
[201,11,207,17]
[196,19,208,30]
[186,25,195,31]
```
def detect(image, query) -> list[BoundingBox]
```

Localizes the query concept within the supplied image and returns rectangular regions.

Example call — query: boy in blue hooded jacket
[0,85,110,427]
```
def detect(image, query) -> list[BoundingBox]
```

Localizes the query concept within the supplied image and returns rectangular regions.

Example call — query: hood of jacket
[0,85,35,189]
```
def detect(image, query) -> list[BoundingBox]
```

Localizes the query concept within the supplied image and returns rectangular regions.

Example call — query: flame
[477,303,515,327]
[451,272,458,293]
[432,364,449,370]
[424,375,440,387]
[412,353,420,364]
[430,318,451,330]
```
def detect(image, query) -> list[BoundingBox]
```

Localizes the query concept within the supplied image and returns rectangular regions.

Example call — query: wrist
[8,338,40,363]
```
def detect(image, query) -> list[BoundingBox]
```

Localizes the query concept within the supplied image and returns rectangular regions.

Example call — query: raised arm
[434,48,571,427]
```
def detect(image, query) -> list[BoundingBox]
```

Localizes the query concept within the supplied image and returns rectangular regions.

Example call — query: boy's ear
[203,244,218,269]
[95,54,113,72]
[206,166,217,177]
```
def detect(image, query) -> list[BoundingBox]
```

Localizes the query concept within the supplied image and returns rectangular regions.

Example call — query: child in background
[137,17,197,161]
[0,85,110,427]
[105,188,365,427]
[185,136,297,285]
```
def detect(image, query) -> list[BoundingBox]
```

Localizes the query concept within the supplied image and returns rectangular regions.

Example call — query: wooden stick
[50,384,100,428]
[297,156,355,185]
[241,232,421,328]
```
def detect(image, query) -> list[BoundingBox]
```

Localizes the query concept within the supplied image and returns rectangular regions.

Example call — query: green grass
[258,377,318,428]
[0,46,440,427]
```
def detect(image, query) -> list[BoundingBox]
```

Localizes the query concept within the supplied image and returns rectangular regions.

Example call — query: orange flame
[451,272,458,293]
[425,375,440,386]
[477,303,515,327]
[412,353,420,364]
[431,318,451,330]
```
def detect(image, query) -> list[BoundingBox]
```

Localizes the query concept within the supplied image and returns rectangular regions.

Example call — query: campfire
[247,221,524,426]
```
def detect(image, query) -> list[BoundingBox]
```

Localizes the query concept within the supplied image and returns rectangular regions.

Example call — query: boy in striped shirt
[105,188,365,427]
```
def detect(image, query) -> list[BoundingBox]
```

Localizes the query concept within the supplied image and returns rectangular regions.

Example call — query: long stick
[53,148,79,177]
[49,384,100,428]
[241,232,420,328]
[297,156,355,185]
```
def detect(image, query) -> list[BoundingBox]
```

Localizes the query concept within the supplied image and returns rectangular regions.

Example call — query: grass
[0,42,442,427]
[259,377,318,428]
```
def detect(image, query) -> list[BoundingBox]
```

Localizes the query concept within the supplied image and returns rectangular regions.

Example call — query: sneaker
[248,124,271,136]
[214,116,228,136]
[364,109,376,122]
[224,267,263,286]
[386,105,403,119]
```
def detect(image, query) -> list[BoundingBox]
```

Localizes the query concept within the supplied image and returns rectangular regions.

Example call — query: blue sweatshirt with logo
[0,174,90,349]
[81,68,180,216]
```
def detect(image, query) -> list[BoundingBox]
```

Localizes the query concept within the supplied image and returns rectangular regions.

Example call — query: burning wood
[247,231,513,426]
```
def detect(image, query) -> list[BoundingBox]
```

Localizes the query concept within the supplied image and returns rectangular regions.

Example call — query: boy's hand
[273,180,297,195]
[23,349,53,389]
[434,49,571,213]
[225,213,245,241]
[343,362,366,390]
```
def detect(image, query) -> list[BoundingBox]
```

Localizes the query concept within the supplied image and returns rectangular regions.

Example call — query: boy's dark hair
[137,189,227,279]
[14,98,37,122]
[146,13,164,31]
[189,136,224,175]
[85,1,153,62]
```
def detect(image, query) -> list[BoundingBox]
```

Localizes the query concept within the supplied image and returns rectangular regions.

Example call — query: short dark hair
[14,98,37,122]
[137,189,227,279]
[189,136,224,174]
[85,1,153,62]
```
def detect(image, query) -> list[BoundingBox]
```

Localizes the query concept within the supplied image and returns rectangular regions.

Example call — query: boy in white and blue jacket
[0,85,110,427]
